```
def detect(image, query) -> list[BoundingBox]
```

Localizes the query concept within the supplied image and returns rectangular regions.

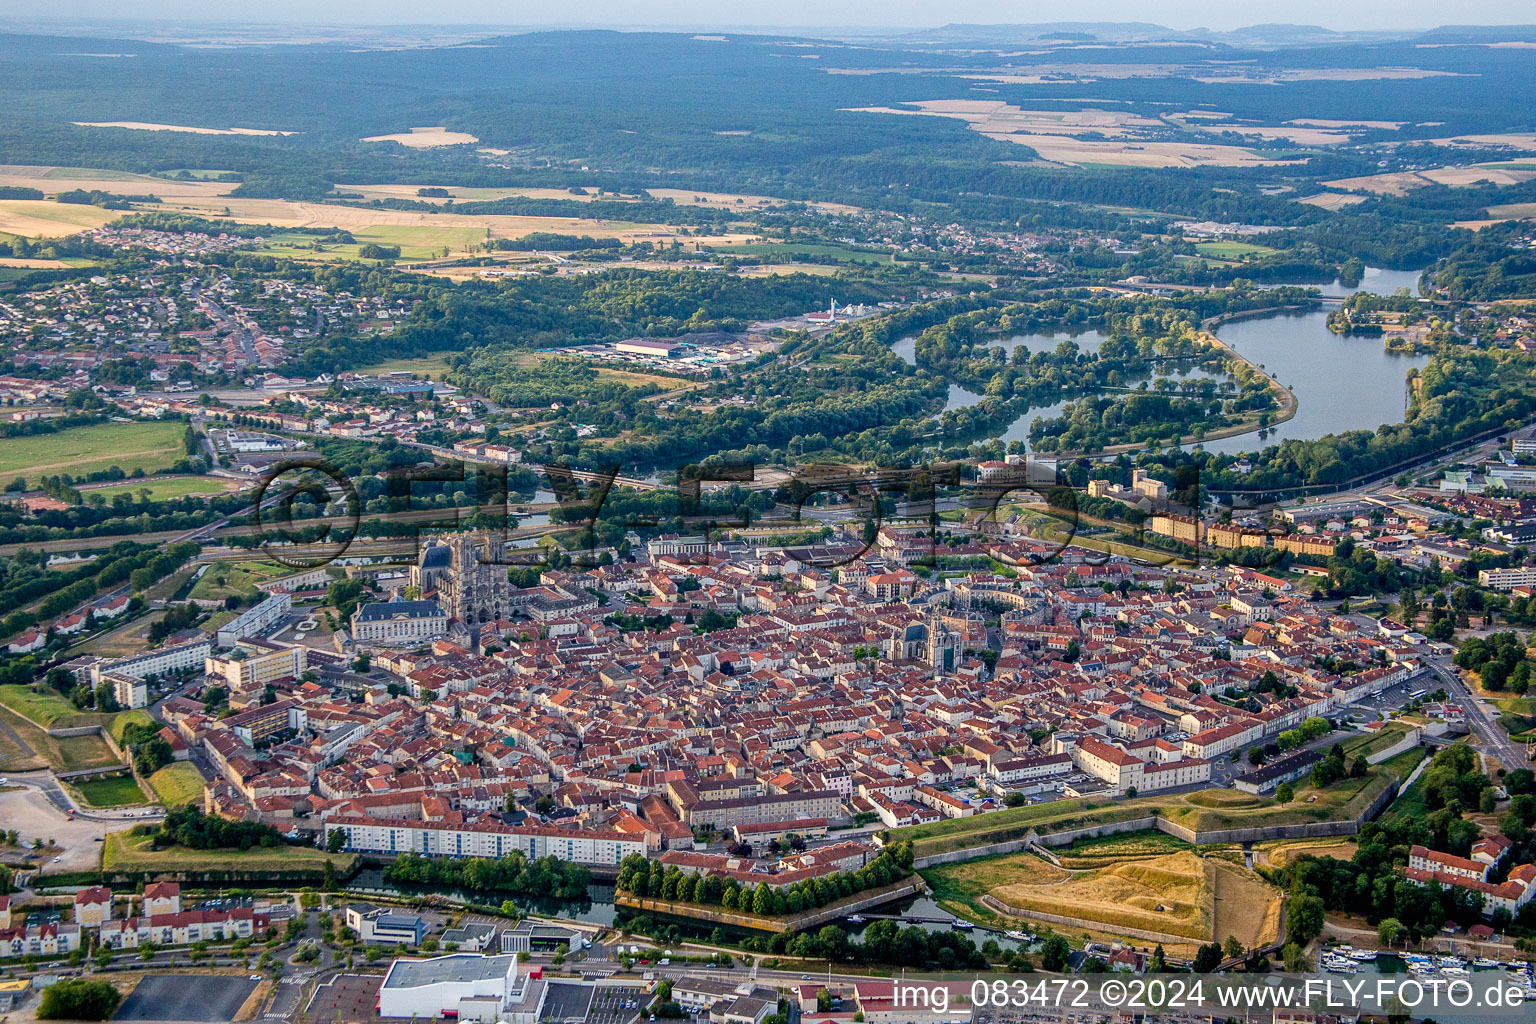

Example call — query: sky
[3,1,1534,34]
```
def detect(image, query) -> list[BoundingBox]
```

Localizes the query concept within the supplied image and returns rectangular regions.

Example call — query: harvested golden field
[843,100,1293,167]
[0,165,228,202]
[1324,164,1536,196]
[147,196,757,248]
[74,121,293,135]
[1298,192,1369,210]
[362,126,479,148]
[0,200,117,238]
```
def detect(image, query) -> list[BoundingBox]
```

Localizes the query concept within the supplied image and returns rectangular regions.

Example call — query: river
[890,268,1429,456]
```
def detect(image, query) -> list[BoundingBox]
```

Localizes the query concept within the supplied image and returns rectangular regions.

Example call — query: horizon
[2,5,1536,36]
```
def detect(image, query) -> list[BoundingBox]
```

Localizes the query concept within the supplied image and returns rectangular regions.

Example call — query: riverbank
[1042,306,1302,460]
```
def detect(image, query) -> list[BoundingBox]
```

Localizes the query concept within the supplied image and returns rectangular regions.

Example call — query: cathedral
[411,532,515,626]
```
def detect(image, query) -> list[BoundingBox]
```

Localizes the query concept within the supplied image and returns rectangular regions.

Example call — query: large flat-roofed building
[331,816,647,867]
[205,643,306,690]
[90,639,211,686]
[215,592,292,648]
[100,671,148,710]
[225,699,306,746]
[614,338,684,358]
[377,953,546,1024]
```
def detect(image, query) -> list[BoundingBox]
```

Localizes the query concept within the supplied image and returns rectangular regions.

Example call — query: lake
[891,267,1430,456]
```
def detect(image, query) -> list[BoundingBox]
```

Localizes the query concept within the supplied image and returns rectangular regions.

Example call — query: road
[1426,655,1530,769]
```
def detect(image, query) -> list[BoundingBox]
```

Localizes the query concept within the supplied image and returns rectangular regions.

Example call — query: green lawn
[85,476,234,502]
[188,558,292,603]
[147,762,206,808]
[0,420,187,485]
[54,732,119,771]
[0,685,89,728]
[0,685,127,730]
[73,774,149,807]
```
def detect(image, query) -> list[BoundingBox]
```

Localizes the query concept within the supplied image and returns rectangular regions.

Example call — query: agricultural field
[361,126,479,148]
[147,762,207,808]
[72,773,150,808]
[188,558,294,603]
[252,224,488,263]
[714,241,892,265]
[102,830,357,878]
[0,420,187,484]
[0,199,118,239]
[83,475,238,502]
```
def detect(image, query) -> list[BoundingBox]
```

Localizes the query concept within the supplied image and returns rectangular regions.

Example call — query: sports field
[1193,241,1278,258]
[0,420,187,483]
[85,476,237,501]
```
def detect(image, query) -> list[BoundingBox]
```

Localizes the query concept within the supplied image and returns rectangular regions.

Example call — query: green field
[102,831,357,878]
[85,476,234,502]
[188,558,293,602]
[42,167,161,181]
[0,420,187,484]
[252,224,488,263]
[73,774,149,807]
[1193,241,1278,259]
[714,241,892,265]
[353,352,457,379]
[147,762,206,808]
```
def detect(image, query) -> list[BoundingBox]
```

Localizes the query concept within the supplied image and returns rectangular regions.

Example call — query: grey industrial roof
[381,954,516,988]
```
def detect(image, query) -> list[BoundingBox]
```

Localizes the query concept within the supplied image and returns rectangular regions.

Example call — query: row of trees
[383,849,592,899]
[615,840,914,917]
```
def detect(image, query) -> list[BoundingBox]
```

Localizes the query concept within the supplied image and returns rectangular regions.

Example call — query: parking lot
[115,973,260,1023]
[305,973,385,1024]
[541,980,594,1023]
[581,985,644,1024]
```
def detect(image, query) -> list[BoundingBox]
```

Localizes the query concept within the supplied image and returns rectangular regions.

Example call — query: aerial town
[6,7,1536,1024]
